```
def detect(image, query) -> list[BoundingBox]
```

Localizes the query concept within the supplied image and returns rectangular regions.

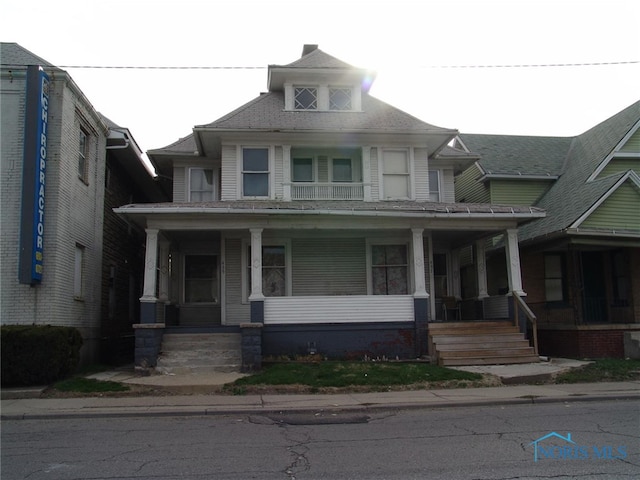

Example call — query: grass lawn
[554,358,640,383]
[229,361,483,390]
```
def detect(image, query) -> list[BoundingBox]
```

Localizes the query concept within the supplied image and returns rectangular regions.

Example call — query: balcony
[291,182,364,200]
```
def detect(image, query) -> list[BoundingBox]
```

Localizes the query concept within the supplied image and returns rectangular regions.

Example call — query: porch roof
[115,199,544,222]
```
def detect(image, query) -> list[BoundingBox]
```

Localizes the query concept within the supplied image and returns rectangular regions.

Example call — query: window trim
[73,244,85,300]
[188,167,217,202]
[293,86,318,110]
[329,86,353,111]
[428,170,441,202]
[366,238,411,296]
[240,146,271,198]
[182,253,219,305]
[544,252,567,304]
[381,148,412,200]
[78,128,88,184]
[292,157,315,183]
[241,239,292,303]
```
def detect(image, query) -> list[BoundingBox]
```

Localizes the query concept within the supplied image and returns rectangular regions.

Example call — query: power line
[45,60,638,70]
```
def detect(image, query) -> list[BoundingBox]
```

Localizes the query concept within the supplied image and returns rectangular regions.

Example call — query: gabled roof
[464,100,640,243]
[0,42,54,68]
[196,91,454,134]
[457,134,570,178]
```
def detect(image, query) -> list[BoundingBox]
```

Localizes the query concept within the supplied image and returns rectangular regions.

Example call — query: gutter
[113,205,545,220]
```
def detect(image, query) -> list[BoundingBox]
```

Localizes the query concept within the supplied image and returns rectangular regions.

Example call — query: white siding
[173,166,185,202]
[441,169,455,203]
[292,238,367,296]
[274,146,284,199]
[264,295,414,324]
[414,148,429,201]
[221,145,237,200]
[224,237,250,324]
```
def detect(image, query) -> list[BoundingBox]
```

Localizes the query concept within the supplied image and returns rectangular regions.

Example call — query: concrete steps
[429,321,539,366]
[156,333,242,375]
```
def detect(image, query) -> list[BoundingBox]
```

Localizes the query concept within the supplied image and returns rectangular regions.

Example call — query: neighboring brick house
[456,100,640,358]
[0,43,166,364]
[116,45,544,371]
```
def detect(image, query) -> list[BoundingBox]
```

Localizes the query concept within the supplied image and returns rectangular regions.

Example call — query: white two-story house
[116,45,544,370]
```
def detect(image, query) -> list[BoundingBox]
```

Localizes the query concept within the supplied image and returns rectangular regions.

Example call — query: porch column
[412,228,429,356]
[140,228,159,323]
[282,145,291,201]
[158,238,170,303]
[411,229,428,298]
[362,146,372,201]
[475,239,489,299]
[249,228,265,324]
[504,228,526,296]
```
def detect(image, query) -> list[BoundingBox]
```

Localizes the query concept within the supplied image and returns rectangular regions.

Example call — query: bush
[1,325,83,386]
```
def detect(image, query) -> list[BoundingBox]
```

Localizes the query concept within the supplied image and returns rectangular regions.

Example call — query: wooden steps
[429,321,539,366]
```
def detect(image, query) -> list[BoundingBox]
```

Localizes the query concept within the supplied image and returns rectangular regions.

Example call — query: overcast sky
[3,0,639,161]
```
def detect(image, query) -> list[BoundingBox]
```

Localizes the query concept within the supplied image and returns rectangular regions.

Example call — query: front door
[581,251,607,323]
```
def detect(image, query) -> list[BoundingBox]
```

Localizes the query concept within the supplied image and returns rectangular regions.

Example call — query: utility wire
[43,60,639,70]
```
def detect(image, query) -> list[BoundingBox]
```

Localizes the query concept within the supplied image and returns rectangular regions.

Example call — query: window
[189,168,216,201]
[428,170,440,202]
[292,158,314,182]
[332,158,353,182]
[184,254,218,303]
[242,148,269,197]
[78,129,88,182]
[246,245,287,299]
[329,87,352,110]
[74,244,84,299]
[371,244,408,295]
[544,253,565,302]
[611,250,629,306]
[382,150,410,199]
[294,87,317,110]
[433,253,448,297]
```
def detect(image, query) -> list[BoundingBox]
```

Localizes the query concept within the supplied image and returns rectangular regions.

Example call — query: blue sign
[19,66,50,284]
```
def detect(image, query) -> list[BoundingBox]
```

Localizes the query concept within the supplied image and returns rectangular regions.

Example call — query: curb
[3,394,639,421]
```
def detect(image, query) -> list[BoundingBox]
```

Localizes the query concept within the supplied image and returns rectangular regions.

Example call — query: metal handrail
[513,291,539,356]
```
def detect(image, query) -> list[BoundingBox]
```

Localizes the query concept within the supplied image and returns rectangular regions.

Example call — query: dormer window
[294,87,317,110]
[329,87,352,111]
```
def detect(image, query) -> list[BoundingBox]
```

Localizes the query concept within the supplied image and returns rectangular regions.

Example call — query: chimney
[301,44,318,57]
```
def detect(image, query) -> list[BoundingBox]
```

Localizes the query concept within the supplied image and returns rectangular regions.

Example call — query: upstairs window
[428,170,441,202]
[329,87,352,110]
[78,129,88,183]
[242,148,269,197]
[294,87,317,110]
[332,158,353,182]
[382,149,410,199]
[292,158,314,182]
[189,168,216,201]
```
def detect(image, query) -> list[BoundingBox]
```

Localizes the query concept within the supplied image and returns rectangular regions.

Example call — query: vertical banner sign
[19,65,50,284]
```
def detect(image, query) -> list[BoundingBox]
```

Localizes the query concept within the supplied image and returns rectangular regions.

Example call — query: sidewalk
[2,381,639,420]
[2,358,639,419]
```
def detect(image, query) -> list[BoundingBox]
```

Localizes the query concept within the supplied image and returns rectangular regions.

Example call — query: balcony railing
[291,182,364,200]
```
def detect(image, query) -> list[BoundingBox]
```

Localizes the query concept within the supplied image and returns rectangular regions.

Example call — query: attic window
[294,87,317,110]
[330,87,352,110]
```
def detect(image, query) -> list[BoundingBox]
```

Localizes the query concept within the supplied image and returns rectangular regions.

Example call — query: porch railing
[291,183,364,200]
[513,291,539,356]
